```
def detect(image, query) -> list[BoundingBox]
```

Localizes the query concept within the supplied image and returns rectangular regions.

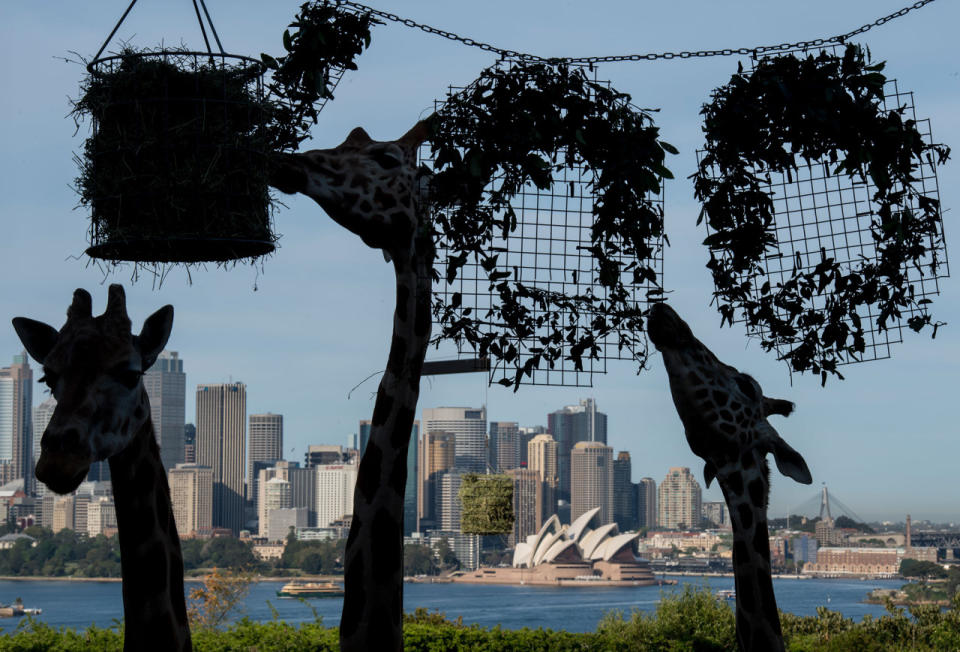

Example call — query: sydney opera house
[454,507,657,586]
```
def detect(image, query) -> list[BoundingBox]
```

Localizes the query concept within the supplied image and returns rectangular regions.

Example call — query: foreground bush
[0,588,958,651]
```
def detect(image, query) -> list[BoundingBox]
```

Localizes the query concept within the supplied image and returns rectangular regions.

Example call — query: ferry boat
[276,580,344,598]
[715,589,736,600]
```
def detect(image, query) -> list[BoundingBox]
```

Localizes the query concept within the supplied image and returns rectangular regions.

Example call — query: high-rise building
[506,467,540,547]
[143,351,186,472]
[52,495,75,533]
[315,460,358,528]
[248,413,283,506]
[518,426,547,467]
[570,441,613,525]
[658,467,702,530]
[436,469,465,531]
[305,445,351,467]
[0,354,33,492]
[702,501,727,527]
[637,477,657,528]
[489,422,520,472]
[403,421,419,537]
[422,407,487,473]
[358,419,372,455]
[183,423,196,464]
[547,398,607,503]
[613,451,637,531]
[169,463,214,537]
[527,433,558,522]
[260,476,291,538]
[196,383,246,535]
[86,497,117,537]
[32,398,56,466]
[418,430,455,530]
[257,460,317,529]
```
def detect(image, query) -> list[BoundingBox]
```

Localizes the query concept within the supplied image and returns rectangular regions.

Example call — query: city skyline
[1,1,958,523]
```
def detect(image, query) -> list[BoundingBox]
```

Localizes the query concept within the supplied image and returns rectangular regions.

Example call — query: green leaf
[282,29,293,52]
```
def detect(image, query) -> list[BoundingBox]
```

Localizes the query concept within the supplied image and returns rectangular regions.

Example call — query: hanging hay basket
[694,45,950,382]
[459,473,515,536]
[77,49,275,263]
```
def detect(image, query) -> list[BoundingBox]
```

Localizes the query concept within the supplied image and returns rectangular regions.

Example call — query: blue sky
[1,1,957,522]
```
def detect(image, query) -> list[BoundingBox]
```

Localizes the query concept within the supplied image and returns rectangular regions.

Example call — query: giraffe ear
[12,318,59,365]
[136,305,174,370]
[769,435,813,485]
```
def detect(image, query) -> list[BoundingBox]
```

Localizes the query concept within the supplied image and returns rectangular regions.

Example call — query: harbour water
[0,576,905,633]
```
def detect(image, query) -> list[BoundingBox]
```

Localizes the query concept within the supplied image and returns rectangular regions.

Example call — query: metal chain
[335,0,938,63]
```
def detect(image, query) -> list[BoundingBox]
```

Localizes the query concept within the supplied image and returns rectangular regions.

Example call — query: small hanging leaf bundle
[459,473,515,535]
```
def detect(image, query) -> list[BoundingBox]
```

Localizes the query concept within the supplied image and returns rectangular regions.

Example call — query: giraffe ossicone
[13,285,191,651]
[647,301,812,652]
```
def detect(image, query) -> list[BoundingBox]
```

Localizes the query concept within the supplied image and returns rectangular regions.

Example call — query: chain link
[336,0,938,64]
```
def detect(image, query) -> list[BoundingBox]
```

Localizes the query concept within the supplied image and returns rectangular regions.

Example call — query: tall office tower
[436,470,465,531]
[636,477,657,528]
[518,426,547,467]
[702,501,726,527]
[658,467,702,530]
[259,476,292,538]
[247,413,283,507]
[315,460,358,528]
[169,463,214,537]
[52,495,75,533]
[489,422,520,472]
[0,354,33,492]
[527,433,558,521]
[143,351,186,472]
[403,421,419,536]
[570,441,613,524]
[183,423,196,464]
[417,430,455,530]
[196,383,246,535]
[613,451,637,531]
[358,419,372,455]
[86,497,118,537]
[304,445,349,467]
[506,467,541,547]
[422,407,487,473]
[547,398,607,503]
[32,398,56,465]
[256,459,315,528]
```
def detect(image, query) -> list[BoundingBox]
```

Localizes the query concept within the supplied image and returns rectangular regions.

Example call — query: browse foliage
[458,473,514,535]
[426,60,675,388]
[694,45,950,383]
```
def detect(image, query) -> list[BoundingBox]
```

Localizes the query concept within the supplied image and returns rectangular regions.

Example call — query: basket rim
[87,50,265,75]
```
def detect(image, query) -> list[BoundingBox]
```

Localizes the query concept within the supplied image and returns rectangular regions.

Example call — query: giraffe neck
[108,397,191,652]
[340,240,433,652]
[720,473,784,652]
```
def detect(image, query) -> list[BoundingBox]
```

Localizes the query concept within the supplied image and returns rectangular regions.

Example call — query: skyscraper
[437,469,465,531]
[418,430,455,530]
[183,423,196,464]
[315,460,358,528]
[527,433,558,522]
[489,421,520,472]
[613,451,637,531]
[506,467,540,547]
[517,426,547,467]
[248,413,283,506]
[143,351,186,472]
[403,421,419,536]
[358,419,372,455]
[168,463,213,537]
[32,398,56,467]
[570,441,613,524]
[637,477,657,528]
[658,467,702,530]
[196,383,246,535]
[0,354,33,492]
[260,476,291,538]
[547,398,607,503]
[422,407,487,473]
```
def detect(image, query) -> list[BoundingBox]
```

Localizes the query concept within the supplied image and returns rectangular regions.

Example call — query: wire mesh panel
[422,65,666,387]
[698,47,948,372]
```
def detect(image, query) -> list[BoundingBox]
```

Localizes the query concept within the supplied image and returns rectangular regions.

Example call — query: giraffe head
[270,120,432,259]
[12,285,172,494]
[647,302,811,489]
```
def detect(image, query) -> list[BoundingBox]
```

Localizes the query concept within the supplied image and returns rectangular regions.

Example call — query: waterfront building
[143,351,186,472]
[423,407,488,473]
[259,476,291,538]
[287,463,317,527]
[315,460,358,528]
[168,463,213,537]
[644,531,721,552]
[0,354,33,493]
[86,497,117,537]
[570,441,613,525]
[815,517,845,546]
[658,467,701,530]
[613,452,636,531]
[247,413,283,507]
[52,495,74,533]
[418,430,455,530]
[506,467,540,547]
[267,507,309,541]
[527,433,558,522]
[547,398,607,503]
[196,383,246,535]
[636,477,657,528]
[802,547,900,577]
[427,530,480,571]
[489,422,520,472]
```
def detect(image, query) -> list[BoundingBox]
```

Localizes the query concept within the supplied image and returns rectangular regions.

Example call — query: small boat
[276,580,344,598]
[715,589,736,600]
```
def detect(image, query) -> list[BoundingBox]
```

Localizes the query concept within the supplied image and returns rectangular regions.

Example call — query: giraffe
[270,120,433,652]
[12,285,191,652]
[646,302,812,652]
